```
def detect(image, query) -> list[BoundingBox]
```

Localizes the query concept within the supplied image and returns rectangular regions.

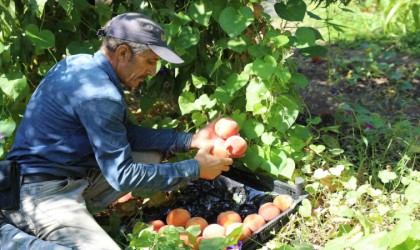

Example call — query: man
[0,13,233,249]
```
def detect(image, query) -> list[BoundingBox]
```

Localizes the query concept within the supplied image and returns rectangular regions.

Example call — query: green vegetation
[0,0,418,249]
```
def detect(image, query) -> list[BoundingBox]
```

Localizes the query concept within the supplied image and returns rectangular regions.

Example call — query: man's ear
[115,44,132,62]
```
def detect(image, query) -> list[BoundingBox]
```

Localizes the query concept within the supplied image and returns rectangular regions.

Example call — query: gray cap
[99,13,184,64]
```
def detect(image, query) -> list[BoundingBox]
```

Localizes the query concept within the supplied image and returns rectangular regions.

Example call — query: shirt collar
[93,50,125,95]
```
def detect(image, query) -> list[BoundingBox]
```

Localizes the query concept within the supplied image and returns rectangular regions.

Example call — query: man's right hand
[194,147,233,180]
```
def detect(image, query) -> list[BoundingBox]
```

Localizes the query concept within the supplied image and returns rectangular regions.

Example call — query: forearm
[106,159,200,192]
[126,124,193,153]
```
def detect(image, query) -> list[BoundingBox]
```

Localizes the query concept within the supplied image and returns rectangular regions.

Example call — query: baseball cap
[98,13,184,64]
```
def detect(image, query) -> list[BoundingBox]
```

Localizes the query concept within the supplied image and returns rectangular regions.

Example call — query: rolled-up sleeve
[75,99,200,192]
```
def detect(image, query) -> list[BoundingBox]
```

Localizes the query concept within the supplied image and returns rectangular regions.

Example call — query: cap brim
[149,45,184,64]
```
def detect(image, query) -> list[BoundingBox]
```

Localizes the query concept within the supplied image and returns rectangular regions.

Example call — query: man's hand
[190,117,222,150]
[194,147,233,180]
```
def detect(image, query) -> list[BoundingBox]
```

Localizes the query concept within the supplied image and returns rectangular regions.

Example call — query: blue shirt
[7,51,200,192]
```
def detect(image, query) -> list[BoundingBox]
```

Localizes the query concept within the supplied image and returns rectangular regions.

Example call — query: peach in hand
[215,118,239,139]
[224,135,247,157]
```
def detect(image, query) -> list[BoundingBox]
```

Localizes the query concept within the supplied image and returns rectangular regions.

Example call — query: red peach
[273,194,294,212]
[166,208,191,227]
[217,211,242,228]
[243,213,266,232]
[147,219,165,232]
[211,138,229,158]
[185,217,208,235]
[215,118,239,139]
[258,202,281,222]
[224,135,247,156]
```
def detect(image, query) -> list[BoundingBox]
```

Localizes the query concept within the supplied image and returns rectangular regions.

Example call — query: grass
[260,1,420,249]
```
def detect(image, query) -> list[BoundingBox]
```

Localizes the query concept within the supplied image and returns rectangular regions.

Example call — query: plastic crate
[221,167,308,250]
[141,167,308,250]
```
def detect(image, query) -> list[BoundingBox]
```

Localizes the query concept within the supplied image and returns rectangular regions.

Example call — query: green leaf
[405,181,420,203]
[298,199,312,217]
[243,118,265,140]
[0,117,16,137]
[378,170,397,184]
[279,158,295,179]
[309,144,326,154]
[274,0,307,22]
[178,92,201,115]
[351,231,389,250]
[192,74,207,89]
[290,73,308,88]
[218,6,254,37]
[191,112,208,127]
[388,217,413,248]
[66,40,101,55]
[295,27,317,47]
[25,24,55,50]
[252,55,277,80]
[227,35,250,53]
[268,95,300,134]
[245,78,269,113]
[187,0,213,27]
[271,35,289,48]
[299,45,328,57]
[242,145,265,171]
[0,72,29,101]
[200,237,227,250]
[175,26,200,50]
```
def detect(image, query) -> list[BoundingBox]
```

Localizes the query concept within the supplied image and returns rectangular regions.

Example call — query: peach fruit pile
[212,118,247,157]
[147,194,294,248]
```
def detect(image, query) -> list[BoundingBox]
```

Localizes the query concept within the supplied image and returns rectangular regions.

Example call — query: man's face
[117,49,160,89]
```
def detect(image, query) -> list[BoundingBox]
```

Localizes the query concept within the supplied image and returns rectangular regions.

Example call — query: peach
[147,219,166,232]
[273,194,294,212]
[215,118,239,139]
[217,211,242,228]
[158,225,169,234]
[258,202,281,222]
[185,217,208,235]
[211,138,229,158]
[166,208,191,227]
[243,213,266,232]
[224,135,247,157]
[225,222,252,241]
[202,223,226,238]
